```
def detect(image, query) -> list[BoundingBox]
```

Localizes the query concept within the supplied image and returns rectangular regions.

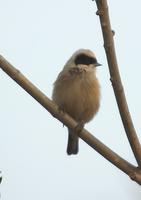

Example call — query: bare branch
[0,55,141,184]
[95,0,141,167]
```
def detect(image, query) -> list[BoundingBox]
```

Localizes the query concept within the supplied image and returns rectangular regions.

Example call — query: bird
[52,49,101,155]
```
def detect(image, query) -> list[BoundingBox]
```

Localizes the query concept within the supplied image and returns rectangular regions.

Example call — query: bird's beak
[95,62,102,67]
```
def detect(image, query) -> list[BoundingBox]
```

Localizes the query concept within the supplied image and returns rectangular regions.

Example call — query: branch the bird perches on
[0,0,141,185]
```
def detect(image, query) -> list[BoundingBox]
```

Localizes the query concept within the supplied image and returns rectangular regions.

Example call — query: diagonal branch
[95,0,141,167]
[0,55,141,184]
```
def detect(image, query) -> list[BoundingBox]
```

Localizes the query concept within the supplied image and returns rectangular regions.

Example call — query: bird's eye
[74,54,97,65]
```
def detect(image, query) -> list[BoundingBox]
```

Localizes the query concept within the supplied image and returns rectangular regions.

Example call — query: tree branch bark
[95,0,141,167]
[0,55,141,184]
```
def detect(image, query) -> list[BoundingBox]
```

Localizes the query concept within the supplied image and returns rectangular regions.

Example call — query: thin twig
[0,55,141,184]
[95,0,141,167]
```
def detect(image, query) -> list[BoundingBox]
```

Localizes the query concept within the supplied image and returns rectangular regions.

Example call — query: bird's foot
[58,105,66,127]
[74,121,84,135]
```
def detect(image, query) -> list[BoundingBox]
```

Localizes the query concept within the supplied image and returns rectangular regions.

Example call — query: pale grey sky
[0,0,141,199]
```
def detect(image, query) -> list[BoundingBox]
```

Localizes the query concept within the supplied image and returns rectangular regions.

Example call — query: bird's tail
[67,129,79,155]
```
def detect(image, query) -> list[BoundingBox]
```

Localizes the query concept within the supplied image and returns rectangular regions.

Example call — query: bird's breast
[53,71,100,123]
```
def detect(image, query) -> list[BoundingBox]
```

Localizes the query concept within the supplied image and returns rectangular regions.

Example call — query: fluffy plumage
[52,49,101,155]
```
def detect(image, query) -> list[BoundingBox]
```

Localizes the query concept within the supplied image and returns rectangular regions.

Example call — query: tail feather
[67,129,79,155]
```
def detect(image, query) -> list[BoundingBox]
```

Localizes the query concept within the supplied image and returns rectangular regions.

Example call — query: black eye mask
[74,53,97,65]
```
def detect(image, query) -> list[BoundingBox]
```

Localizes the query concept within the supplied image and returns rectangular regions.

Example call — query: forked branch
[0,0,141,185]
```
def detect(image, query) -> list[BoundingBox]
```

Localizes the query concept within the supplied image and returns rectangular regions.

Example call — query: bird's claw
[74,121,84,135]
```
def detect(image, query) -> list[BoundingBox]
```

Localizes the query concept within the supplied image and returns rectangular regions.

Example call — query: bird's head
[64,49,101,71]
